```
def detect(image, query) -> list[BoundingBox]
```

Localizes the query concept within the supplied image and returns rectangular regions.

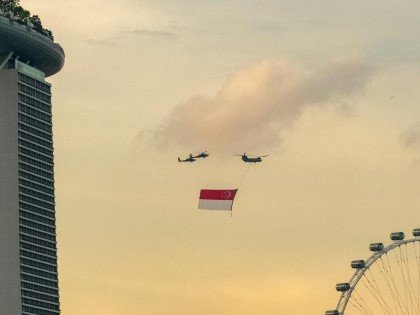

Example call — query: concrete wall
[0,69,22,314]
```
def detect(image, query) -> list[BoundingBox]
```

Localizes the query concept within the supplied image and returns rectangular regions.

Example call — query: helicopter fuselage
[178,156,196,162]
[242,156,262,163]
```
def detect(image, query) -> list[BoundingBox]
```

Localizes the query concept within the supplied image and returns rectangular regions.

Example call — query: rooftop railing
[0,10,61,45]
[0,14,63,54]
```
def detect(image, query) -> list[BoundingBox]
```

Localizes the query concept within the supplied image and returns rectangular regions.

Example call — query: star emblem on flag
[198,189,238,211]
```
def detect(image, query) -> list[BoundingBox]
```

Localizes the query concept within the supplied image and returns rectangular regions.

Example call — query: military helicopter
[178,154,196,163]
[234,153,268,163]
[192,151,209,159]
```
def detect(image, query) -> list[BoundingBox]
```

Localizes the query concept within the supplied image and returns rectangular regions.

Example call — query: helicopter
[178,154,196,163]
[234,153,268,163]
[192,151,209,159]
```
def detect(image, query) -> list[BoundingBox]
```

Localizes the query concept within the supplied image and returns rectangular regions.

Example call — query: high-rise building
[0,11,65,315]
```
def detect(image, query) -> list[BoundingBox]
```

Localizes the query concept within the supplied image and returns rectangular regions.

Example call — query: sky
[21,1,420,314]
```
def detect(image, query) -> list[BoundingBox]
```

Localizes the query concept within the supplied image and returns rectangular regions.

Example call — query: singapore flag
[198,189,238,211]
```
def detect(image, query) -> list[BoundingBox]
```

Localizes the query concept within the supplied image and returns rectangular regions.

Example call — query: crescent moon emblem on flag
[222,191,232,199]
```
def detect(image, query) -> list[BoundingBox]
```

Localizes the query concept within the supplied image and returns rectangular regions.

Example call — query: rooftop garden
[0,0,53,40]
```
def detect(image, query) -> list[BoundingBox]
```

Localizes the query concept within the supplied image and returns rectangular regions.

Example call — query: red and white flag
[198,189,238,211]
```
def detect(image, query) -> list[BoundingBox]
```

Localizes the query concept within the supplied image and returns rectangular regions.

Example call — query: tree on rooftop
[0,1,54,40]
[0,0,20,13]
[1,0,31,25]
[13,5,30,24]
[29,15,43,32]
[44,29,54,41]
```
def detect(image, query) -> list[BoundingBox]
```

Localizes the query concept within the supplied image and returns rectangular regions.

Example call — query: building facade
[0,13,64,315]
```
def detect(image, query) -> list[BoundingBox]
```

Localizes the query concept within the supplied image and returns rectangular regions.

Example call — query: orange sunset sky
[22,1,420,314]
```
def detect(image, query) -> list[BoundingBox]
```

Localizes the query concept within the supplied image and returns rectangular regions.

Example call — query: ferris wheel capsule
[351,260,365,269]
[336,283,350,292]
[369,242,384,251]
[390,231,405,241]
[413,228,420,237]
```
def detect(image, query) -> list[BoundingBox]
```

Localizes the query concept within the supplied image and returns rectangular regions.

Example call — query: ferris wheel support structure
[326,228,420,315]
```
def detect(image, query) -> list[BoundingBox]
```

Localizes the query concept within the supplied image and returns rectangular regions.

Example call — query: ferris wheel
[326,228,420,315]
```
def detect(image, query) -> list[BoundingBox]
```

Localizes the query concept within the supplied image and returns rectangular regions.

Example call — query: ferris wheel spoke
[350,292,374,315]
[378,257,405,314]
[360,276,392,314]
[348,299,363,314]
[403,244,420,313]
[409,244,420,314]
[384,253,408,314]
[349,297,369,314]
[366,268,397,314]
[368,265,401,314]
[394,248,412,313]
[397,246,417,314]
[363,273,391,314]
[353,288,375,314]
[398,246,416,314]
[414,242,420,313]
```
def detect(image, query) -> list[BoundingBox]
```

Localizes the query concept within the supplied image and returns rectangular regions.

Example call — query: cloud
[86,28,177,46]
[401,124,420,150]
[124,29,177,39]
[147,57,374,153]
[253,20,287,32]
[85,38,117,46]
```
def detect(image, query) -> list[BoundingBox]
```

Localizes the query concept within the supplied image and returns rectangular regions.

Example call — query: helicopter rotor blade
[260,155,269,157]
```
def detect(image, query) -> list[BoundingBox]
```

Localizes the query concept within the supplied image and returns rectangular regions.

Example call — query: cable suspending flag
[198,189,238,211]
